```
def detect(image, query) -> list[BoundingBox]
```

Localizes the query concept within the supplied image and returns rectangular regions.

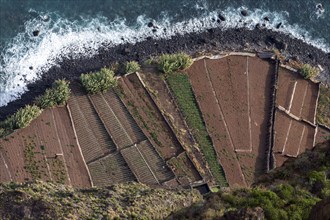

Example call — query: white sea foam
[0,7,329,107]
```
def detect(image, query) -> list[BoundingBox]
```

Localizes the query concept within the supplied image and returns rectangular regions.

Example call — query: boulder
[263,16,270,22]
[32,30,40,37]
[218,14,226,21]
[241,10,248,16]
[275,22,282,29]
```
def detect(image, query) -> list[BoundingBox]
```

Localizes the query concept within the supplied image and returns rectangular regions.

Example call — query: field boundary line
[89,93,133,148]
[66,104,94,187]
[287,81,297,112]
[313,83,321,125]
[299,83,309,118]
[193,53,255,62]
[0,152,12,181]
[246,56,253,152]
[277,106,317,127]
[267,58,279,171]
[282,120,292,154]
[279,64,298,72]
[134,144,160,185]
[313,125,318,147]
[51,109,72,185]
[296,126,306,156]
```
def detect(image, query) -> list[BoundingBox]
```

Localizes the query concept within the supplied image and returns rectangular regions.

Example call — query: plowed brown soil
[187,55,274,186]
[139,70,206,183]
[188,58,246,187]
[0,108,91,187]
[118,73,183,159]
[273,110,316,166]
[277,67,318,123]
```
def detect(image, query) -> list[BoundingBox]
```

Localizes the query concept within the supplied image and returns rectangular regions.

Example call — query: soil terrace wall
[266,58,279,171]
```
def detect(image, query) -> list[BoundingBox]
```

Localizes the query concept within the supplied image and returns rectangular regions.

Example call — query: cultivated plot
[0,108,91,187]
[276,67,319,123]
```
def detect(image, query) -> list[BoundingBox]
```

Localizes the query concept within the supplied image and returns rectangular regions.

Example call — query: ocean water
[0,0,329,107]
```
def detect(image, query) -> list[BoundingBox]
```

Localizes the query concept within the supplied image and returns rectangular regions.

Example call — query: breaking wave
[0,7,329,107]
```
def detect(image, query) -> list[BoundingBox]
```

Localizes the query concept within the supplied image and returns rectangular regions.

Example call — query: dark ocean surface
[0,0,329,106]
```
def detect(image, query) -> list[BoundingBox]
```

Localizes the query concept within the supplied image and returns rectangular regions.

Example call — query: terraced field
[0,108,91,187]
[0,53,325,190]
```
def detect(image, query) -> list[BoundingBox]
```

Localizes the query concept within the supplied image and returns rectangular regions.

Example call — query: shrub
[80,68,117,94]
[125,61,140,74]
[299,64,319,79]
[36,79,71,108]
[158,53,193,75]
[4,105,42,129]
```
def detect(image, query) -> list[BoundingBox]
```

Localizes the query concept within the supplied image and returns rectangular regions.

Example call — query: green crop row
[166,73,228,187]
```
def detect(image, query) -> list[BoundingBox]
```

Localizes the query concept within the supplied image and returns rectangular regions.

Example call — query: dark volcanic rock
[218,14,226,21]
[241,10,248,16]
[32,30,40,37]
[263,16,270,22]
[147,22,154,28]
[276,22,282,29]
[1,27,329,120]
[265,36,287,50]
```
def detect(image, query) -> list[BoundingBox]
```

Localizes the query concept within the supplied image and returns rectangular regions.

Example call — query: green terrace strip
[316,85,330,127]
[80,67,117,94]
[166,73,228,187]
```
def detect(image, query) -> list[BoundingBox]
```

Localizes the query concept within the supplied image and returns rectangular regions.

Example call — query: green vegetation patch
[158,52,193,75]
[299,64,319,79]
[3,105,42,130]
[171,140,330,220]
[35,79,71,108]
[125,61,140,74]
[221,186,320,220]
[0,181,202,220]
[317,85,330,127]
[80,67,117,94]
[166,73,227,187]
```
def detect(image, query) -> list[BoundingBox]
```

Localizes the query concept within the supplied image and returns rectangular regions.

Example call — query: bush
[80,68,117,94]
[36,79,71,108]
[158,53,193,75]
[4,105,42,129]
[299,64,319,79]
[125,61,140,74]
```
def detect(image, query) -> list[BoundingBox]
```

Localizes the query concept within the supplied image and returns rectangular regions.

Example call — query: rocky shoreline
[1,26,329,120]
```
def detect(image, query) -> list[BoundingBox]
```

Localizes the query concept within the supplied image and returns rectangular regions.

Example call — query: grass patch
[80,67,117,94]
[35,79,71,108]
[317,85,330,127]
[166,73,227,187]
[158,53,193,75]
